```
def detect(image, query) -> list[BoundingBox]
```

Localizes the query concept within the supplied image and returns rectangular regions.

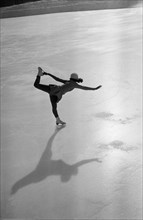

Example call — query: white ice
[1,5,142,219]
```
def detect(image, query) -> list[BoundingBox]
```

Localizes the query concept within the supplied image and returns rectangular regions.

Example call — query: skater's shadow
[11,126,101,195]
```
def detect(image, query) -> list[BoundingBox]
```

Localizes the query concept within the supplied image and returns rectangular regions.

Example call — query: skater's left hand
[95,85,102,90]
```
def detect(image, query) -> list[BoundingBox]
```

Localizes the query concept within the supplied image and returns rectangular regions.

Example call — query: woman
[34,67,102,125]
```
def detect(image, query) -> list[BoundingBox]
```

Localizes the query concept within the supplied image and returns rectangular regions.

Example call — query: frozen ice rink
[1,4,142,219]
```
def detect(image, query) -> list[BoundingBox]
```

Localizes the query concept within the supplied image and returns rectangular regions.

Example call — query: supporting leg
[50,96,66,125]
[50,95,59,118]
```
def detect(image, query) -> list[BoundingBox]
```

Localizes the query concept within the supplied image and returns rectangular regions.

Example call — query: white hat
[70,73,79,80]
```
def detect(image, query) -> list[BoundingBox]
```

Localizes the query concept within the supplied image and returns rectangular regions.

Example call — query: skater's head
[70,73,83,83]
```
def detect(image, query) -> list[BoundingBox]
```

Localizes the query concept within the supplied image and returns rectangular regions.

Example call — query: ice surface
[1,6,142,219]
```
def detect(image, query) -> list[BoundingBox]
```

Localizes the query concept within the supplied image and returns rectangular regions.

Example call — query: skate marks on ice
[97,140,140,153]
[11,126,101,195]
[95,111,140,125]
[94,111,141,151]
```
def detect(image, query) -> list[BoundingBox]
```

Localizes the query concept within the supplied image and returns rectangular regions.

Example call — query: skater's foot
[37,67,44,76]
[56,117,66,125]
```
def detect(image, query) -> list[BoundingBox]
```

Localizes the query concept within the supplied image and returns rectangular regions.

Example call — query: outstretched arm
[75,84,102,90]
[74,158,102,168]
[43,71,68,84]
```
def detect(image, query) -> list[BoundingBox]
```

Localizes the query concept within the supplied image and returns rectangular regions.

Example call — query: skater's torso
[49,81,77,101]
[60,81,76,94]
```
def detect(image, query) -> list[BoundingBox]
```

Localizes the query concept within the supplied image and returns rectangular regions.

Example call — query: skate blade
[56,123,66,129]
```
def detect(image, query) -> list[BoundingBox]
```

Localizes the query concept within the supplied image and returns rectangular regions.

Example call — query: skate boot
[56,117,66,126]
[37,67,44,76]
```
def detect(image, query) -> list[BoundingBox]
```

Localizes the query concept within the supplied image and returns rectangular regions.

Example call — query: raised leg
[34,75,50,93]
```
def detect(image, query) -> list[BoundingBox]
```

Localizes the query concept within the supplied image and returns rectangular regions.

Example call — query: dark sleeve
[75,83,102,90]
[74,83,96,90]
[47,73,68,84]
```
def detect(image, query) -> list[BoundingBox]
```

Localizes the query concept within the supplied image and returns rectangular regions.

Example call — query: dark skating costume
[34,67,102,125]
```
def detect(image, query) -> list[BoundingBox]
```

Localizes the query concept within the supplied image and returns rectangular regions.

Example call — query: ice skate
[56,117,66,127]
[37,67,44,76]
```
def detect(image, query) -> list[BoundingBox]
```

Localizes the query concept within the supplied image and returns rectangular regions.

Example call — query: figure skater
[34,67,102,125]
